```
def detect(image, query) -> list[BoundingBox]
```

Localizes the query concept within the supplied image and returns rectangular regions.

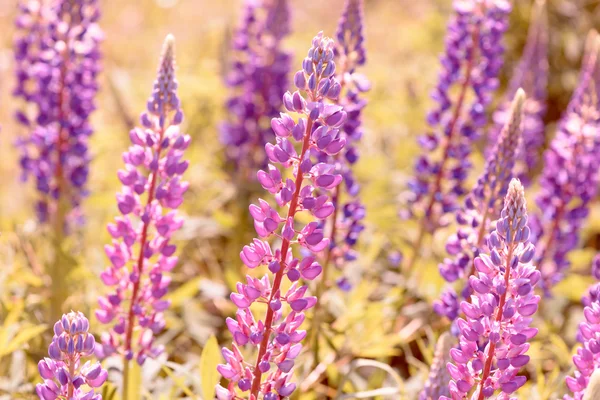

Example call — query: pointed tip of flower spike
[584,368,600,400]
[163,34,175,55]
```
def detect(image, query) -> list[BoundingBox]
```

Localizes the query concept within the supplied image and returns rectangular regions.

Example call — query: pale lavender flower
[420,332,455,400]
[14,0,102,229]
[36,311,107,400]
[487,0,548,186]
[95,35,190,365]
[435,89,524,320]
[442,179,540,399]
[530,33,600,293]
[216,32,346,400]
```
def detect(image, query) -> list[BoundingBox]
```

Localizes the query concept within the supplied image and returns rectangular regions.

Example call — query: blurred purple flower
[95,35,189,365]
[420,332,454,400]
[406,0,511,235]
[530,34,600,293]
[435,89,524,320]
[318,0,369,283]
[566,262,600,399]
[36,311,107,400]
[220,0,292,177]
[216,32,346,400]
[443,179,540,399]
[14,0,102,229]
[487,0,548,186]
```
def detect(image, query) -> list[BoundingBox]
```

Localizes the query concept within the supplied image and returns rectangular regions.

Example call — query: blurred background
[0,0,599,398]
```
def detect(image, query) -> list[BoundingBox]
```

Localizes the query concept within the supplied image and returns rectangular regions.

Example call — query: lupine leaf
[199,335,220,400]
[0,324,47,358]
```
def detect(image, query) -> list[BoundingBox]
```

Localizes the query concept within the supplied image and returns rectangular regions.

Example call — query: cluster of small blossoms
[443,180,540,399]
[530,35,600,292]
[487,0,548,186]
[95,35,190,365]
[14,0,102,228]
[220,0,292,176]
[434,90,524,321]
[565,255,600,399]
[36,311,107,400]
[315,0,369,286]
[407,0,511,231]
[216,32,347,400]
[419,332,454,400]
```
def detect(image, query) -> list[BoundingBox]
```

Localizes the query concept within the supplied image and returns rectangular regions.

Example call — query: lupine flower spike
[14,0,102,229]
[435,89,524,321]
[419,332,455,400]
[216,32,346,400]
[405,0,511,271]
[319,0,368,289]
[95,35,190,366]
[220,0,292,178]
[565,255,600,399]
[443,179,540,399]
[530,31,600,292]
[487,0,548,186]
[37,311,108,400]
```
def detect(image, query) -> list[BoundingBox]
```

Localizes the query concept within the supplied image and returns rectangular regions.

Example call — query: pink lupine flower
[95,35,190,365]
[36,311,107,400]
[443,180,540,399]
[217,32,346,400]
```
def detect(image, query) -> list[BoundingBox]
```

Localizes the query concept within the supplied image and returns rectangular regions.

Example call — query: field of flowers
[1,0,600,399]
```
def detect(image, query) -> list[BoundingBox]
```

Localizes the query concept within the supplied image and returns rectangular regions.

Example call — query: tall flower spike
[405,0,511,269]
[487,0,548,186]
[442,179,540,399]
[335,0,366,72]
[419,332,455,400]
[565,257,600,399]
[216,32,346,400]
[435,89,525,321]
[318,0,369,288]
[14,0,102,230]
[36,311,108,400]
[530,31,600,293]
[220,0,292,177]
[95,35,190,366]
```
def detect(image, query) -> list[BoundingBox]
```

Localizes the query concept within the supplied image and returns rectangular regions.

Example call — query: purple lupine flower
[220,0,292,177]
[216,32,346,400]
[420,332,455,400]
[14,0,102,229]
[317,0,369,283]
[406,0,511,240]
[36,311,108,400]
[565,278,600,398]
[95,35,189,365]
[442,179,540,399]
[487,0,548,186]
[435,89,524,320]
[530,34,600,293]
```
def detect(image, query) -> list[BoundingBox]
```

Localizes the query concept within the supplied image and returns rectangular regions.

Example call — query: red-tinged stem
[476,243,514,400]
[405,20,481,275]
[67,356,75,397]
[249,117,315,397]
[122,117,168,385]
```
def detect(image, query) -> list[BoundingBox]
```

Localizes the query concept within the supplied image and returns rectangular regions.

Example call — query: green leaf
[199,335,221,400]
[0,324,47,358]
[166,277,202,308]
[124,361,142,400]
[161,365,197,399]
